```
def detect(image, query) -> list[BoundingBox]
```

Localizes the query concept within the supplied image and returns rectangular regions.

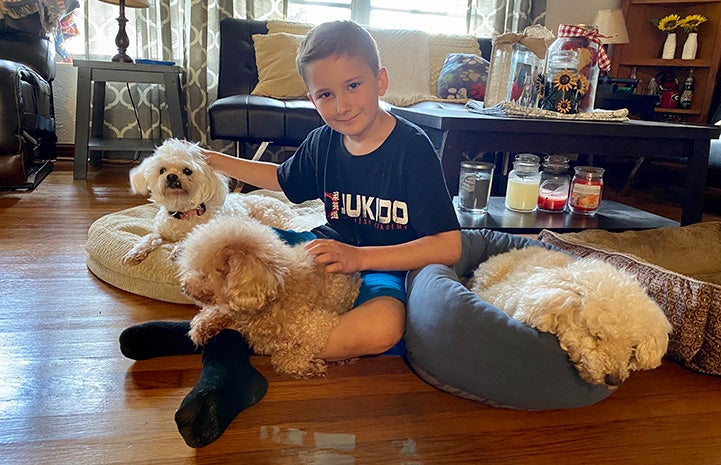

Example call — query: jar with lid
[537,155,570,212]
[542,24,605,113]
[505,153,541,212]
[569,166,604,215]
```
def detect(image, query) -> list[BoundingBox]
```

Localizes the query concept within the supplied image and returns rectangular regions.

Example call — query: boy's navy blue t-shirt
[277,115,460,247]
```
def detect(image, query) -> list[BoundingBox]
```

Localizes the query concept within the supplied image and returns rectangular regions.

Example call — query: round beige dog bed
[86,190,325,304]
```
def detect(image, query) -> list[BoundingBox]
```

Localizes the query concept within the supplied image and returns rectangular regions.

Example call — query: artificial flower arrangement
[651,14,681,33]
[679,14,707,33]
[652,13,708,33]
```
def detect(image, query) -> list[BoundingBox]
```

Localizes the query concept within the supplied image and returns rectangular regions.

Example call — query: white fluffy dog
[122,139,295,265]
[175,217,361,378]
[470,246,672,387]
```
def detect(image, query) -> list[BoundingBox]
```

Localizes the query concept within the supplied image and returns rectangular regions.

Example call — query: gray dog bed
[404,230,615,410]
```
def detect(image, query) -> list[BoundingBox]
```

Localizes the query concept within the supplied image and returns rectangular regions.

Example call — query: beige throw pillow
[251,32,308,99]
[266,19,313,36]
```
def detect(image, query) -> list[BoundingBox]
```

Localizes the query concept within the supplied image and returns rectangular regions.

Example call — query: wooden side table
[72,59,186,179]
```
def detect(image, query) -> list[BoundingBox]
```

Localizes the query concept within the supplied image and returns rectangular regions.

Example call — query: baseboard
[56,144,74,159]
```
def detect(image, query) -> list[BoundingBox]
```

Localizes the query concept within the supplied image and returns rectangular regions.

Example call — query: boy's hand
[304,239,363,273]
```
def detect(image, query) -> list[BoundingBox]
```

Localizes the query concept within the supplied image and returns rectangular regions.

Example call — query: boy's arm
[305,229,462,273]
[200,148,283,191]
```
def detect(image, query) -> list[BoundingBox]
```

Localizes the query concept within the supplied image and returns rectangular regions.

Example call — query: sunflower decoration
[555,98,573,114]
[540,68,581,114]
[652,14,681,33]
[576,74,589,96]
[680,14,707,33]
[552,69,577,92]
[534,72,545,101]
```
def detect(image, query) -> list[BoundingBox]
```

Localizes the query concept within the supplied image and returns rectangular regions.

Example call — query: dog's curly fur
[470,246,672,387]
[175,217,362,378]
[122,138,294,265]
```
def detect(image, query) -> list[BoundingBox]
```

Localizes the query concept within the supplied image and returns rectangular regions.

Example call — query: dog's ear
[221,245,290,310]
[632,329,670,370]
[191,150,229,207]
[128,163,151,196]
[522,283,583,334]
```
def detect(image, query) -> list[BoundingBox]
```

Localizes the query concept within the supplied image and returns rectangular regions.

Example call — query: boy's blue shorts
[272,227,407,356]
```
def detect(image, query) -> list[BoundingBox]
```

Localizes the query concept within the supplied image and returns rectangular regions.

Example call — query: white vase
[662,33,677,59]
[682,32,698,60]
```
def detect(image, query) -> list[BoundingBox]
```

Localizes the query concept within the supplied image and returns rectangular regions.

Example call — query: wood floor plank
[1,161,721,465]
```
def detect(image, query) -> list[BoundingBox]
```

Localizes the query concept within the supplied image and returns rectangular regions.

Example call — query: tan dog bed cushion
[86,190,325,304]
[539,223,721,376]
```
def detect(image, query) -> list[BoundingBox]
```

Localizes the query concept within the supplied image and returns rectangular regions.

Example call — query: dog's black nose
[166,173,182,189]
[604,373,623,387]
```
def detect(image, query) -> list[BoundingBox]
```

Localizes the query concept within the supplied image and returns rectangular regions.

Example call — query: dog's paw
[187,324,212,346]
[121,248,149,266]
[169,244,183,263]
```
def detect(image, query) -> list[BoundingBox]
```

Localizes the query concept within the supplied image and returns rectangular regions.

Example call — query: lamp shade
[593,9,630,44]
[98,0,150,8]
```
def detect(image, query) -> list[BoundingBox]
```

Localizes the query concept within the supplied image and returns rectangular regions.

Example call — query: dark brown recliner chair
[0,10,57,189]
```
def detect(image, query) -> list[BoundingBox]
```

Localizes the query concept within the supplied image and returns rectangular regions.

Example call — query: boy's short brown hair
[296,20,381,84]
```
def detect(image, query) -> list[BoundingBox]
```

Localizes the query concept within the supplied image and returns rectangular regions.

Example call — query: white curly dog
[122,138,296,265]
[470,246,672,387]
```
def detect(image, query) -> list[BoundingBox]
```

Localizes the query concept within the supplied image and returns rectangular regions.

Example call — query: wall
[545,0,621,34]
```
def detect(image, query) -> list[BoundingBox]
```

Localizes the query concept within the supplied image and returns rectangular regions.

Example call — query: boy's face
[305,54,389,142]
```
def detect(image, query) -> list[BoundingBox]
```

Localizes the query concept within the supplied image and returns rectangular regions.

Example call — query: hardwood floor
[2,160,721,465]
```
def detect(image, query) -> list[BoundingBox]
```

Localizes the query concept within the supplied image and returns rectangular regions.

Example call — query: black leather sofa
[0,12,57,189]
[209,18,492,159]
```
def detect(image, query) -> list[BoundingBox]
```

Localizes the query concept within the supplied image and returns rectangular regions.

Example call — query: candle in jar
[506,178,541,212]
[569,166,604,215]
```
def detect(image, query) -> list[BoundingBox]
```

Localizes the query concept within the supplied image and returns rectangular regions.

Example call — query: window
[287,0,472,35]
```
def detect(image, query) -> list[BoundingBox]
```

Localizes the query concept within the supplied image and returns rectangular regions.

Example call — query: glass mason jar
[541,24,601,113]
[506,43,544,108]
[540,49,580,114]
[458,161,495,213]
[505,153,541,212]
[569,166,605,215]
[537,155,570,212]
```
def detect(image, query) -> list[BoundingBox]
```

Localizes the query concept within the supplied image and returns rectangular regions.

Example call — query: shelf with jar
[610,0,721,123]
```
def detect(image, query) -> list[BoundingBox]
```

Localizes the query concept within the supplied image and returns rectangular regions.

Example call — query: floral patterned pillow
[437,53,490,101]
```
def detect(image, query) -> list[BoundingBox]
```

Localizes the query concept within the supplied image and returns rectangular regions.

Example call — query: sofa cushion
[437,53,489,101]
[209,94,324,146]
[251,32,307,99]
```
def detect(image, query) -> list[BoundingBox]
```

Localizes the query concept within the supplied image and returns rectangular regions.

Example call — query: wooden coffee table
[393,103,721,226]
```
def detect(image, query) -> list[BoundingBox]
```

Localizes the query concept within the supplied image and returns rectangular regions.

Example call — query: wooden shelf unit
[611,0,721,123]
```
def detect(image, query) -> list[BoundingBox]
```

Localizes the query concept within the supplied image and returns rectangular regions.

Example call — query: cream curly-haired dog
[175,216,362,378]
[470,246,672,387]
[122,138,295,265]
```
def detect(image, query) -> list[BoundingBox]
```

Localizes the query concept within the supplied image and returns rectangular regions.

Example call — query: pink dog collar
[169,203,207,220]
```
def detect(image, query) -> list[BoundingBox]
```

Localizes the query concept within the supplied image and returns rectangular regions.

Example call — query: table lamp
[593,8,630,49]
[98,0,150,63]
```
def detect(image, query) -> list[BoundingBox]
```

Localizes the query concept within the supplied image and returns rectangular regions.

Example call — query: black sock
[119,321,201,360]
[174,329,268,448]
